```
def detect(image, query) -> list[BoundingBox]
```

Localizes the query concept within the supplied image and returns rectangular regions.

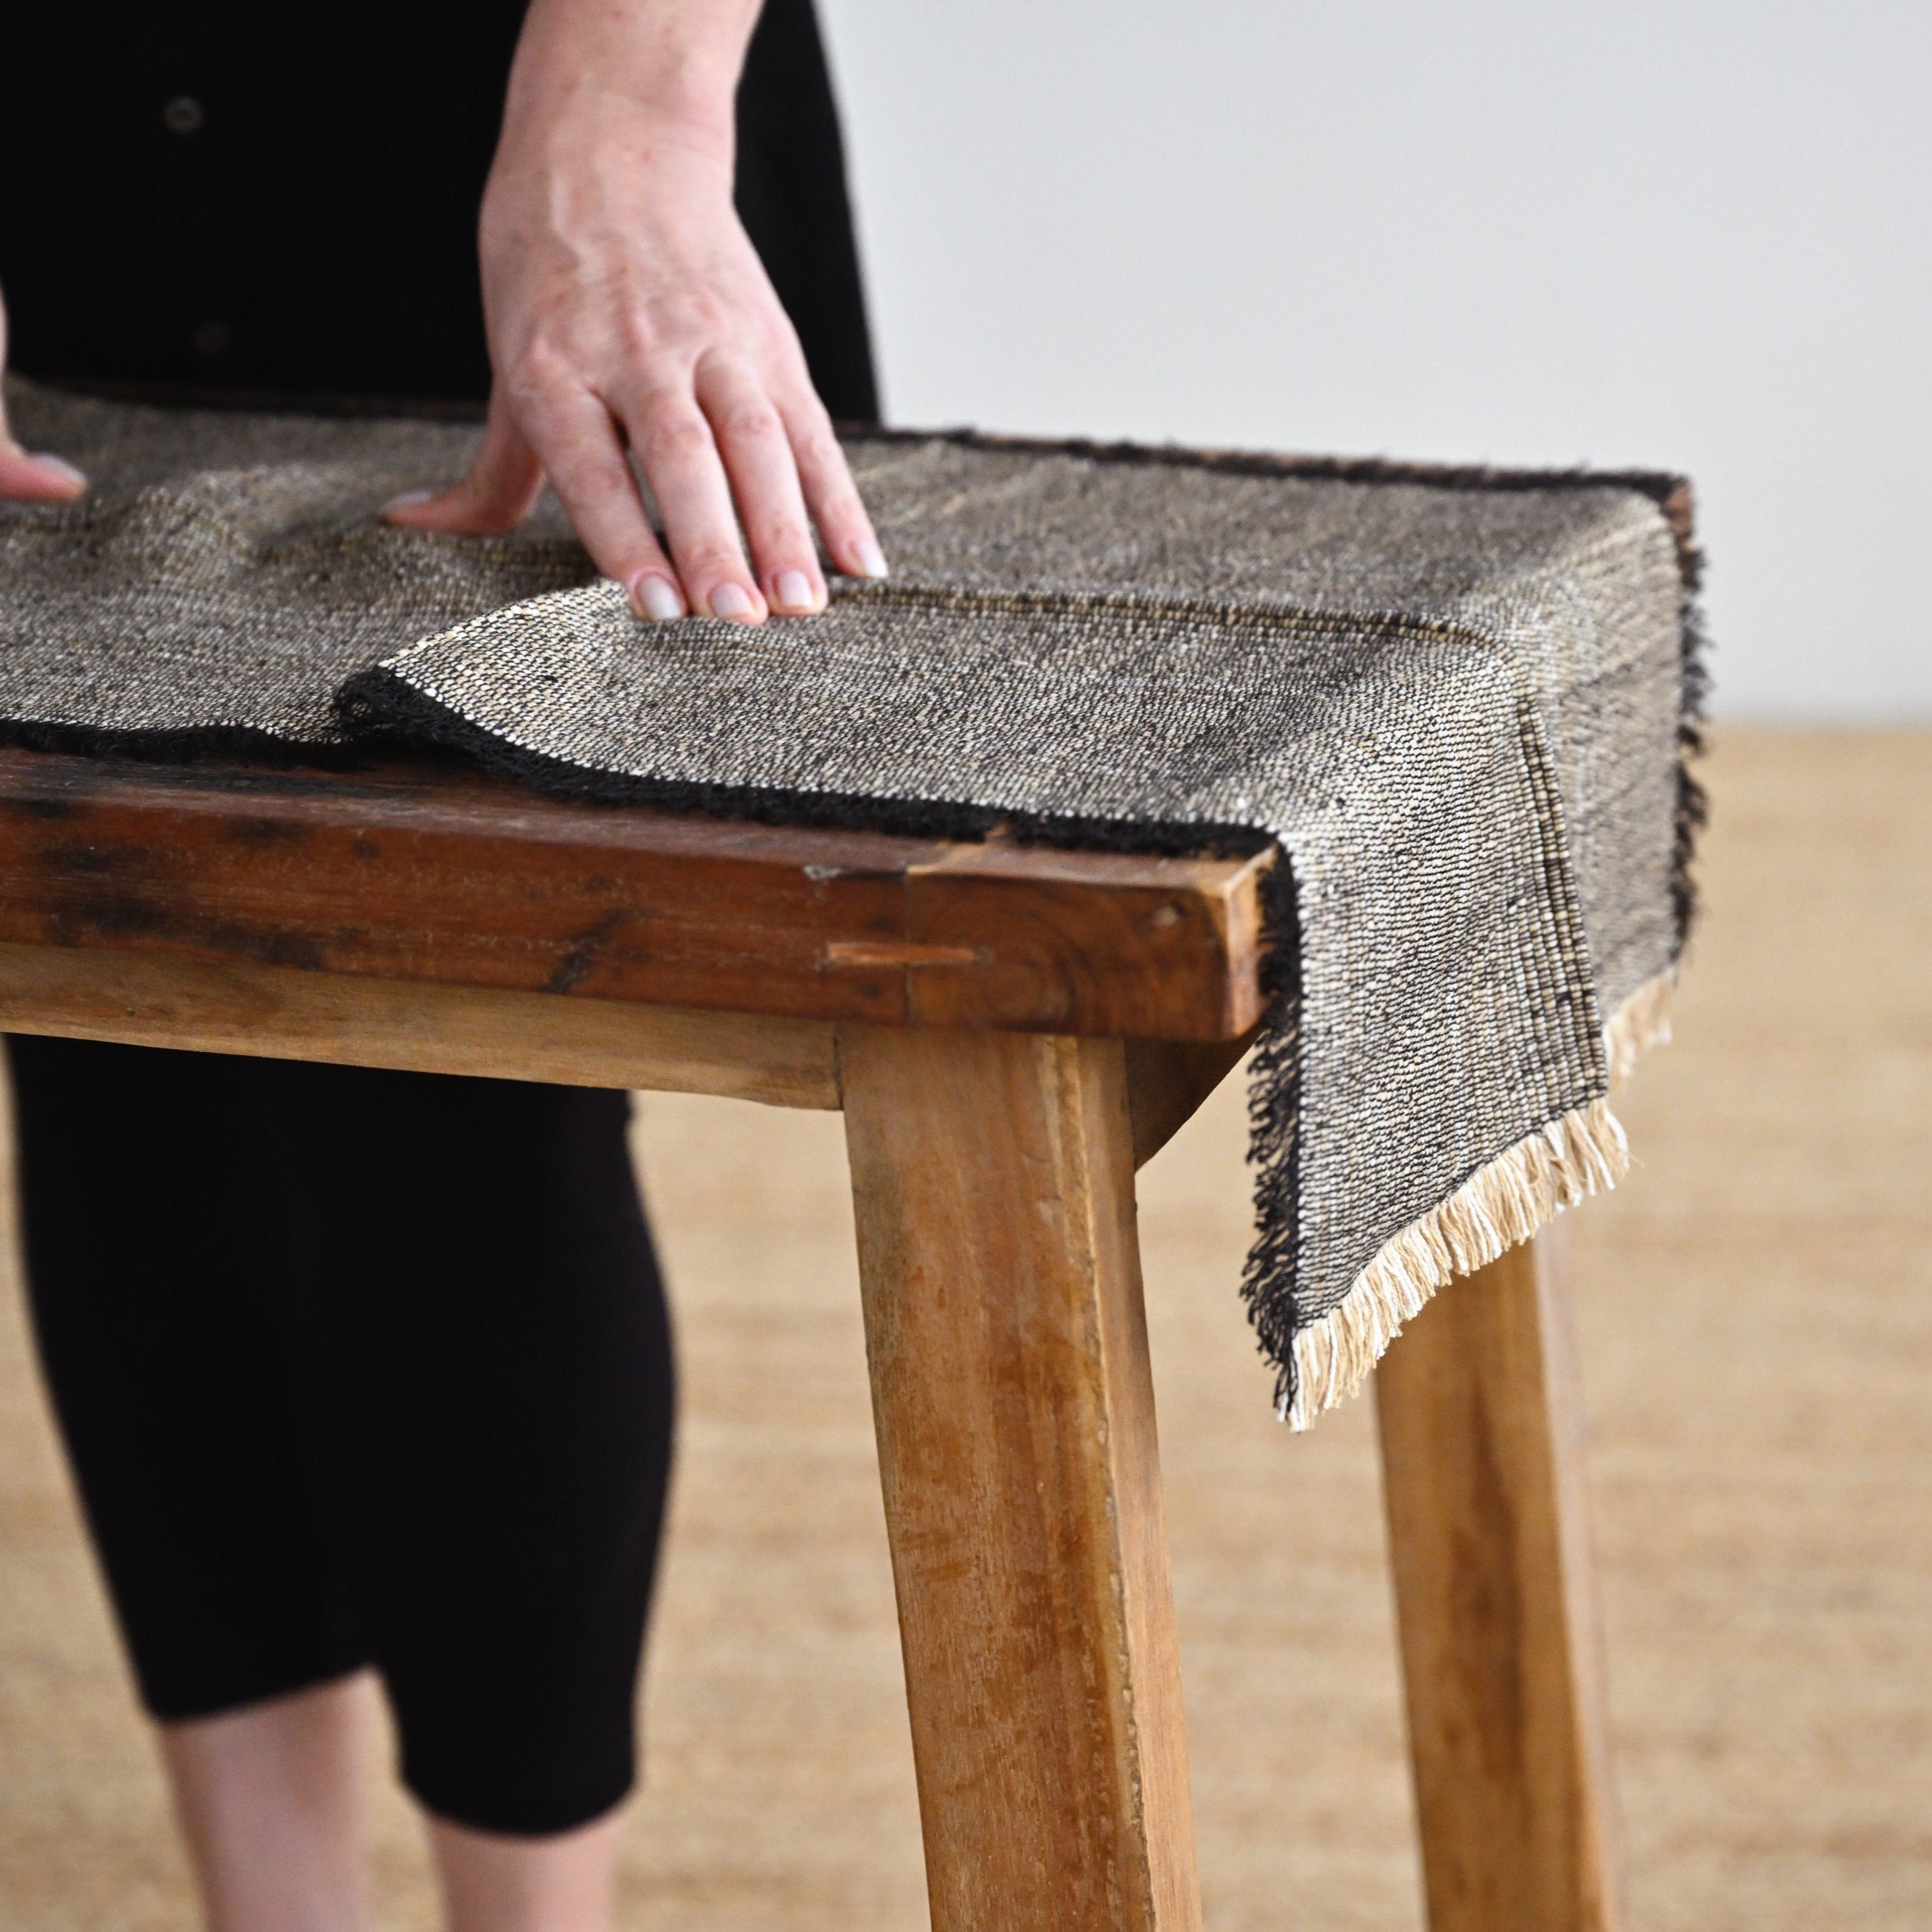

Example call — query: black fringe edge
[1234,856,1306,1416]
[0,717,373,771]
[333,665,1278,865]
[1673,592,1712,948]
[848,419,1694,543]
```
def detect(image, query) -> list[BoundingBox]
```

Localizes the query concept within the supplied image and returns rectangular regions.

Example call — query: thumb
[383,389,544,534]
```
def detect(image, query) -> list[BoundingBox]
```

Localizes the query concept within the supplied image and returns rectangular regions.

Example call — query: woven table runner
[0,378,1703,1424]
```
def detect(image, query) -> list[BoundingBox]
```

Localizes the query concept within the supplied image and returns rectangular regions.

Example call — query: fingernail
[773,569,817,614]
[630,573,685,622]
[709,582,755,620]
[33,454,88,491]
[382,487,436,513]
[851,537,889,581]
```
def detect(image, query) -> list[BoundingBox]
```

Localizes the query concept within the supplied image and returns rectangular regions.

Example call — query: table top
[0,746,1273,1043]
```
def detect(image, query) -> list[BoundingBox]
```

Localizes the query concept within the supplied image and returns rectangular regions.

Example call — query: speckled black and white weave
[0,378,1703,1422]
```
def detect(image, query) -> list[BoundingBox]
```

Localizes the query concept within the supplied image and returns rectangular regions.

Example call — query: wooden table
[0,744,1624,1932]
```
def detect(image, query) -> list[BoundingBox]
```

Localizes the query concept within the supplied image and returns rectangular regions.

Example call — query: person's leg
[5,1037,374,1928]
[264,1064,676,1926]
[160,1675,375,1932]
[161,1677,629,1932]
[10,1041,676,1928]
[425,1811,625,1932]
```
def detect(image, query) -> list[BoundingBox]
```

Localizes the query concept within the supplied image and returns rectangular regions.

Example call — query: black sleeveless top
[0,0,877,419]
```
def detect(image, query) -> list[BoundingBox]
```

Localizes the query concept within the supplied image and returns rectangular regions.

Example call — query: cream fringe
[1603,967,1675,1089]
[1280,972,1675,1430]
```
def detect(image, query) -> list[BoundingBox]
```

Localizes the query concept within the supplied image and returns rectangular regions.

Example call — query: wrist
[500,0,746,165]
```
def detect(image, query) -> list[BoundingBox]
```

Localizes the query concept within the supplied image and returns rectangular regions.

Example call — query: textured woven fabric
[0,378,1701,1422]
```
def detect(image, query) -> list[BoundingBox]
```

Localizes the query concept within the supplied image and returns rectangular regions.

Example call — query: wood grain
[1375,1229,1624,1932]
[839,1025,1202,1932]
[0,940,839,1108]
[902,836,1270,1039]
[0,747,1269,1041]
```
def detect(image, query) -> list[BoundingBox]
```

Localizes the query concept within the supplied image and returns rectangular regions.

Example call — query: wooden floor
[0,727,1926,1931]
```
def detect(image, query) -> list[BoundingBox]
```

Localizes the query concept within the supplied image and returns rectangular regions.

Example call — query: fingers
[778,389,887,583]
[384,361,885,629]
[692,353,823,614]
[0,287,88,503]
[618,354,888,622]
[0,384,88,504]
[526,378,691,620]
[392,378,687,621]
[0,294,86,506]
[0,444,89,504]
[619,384,766,623]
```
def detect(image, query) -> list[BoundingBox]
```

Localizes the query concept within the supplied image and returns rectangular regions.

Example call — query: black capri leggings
[8,1039,675,1835]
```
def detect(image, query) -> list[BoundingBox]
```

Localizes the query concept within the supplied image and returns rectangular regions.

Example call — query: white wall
[820,0,1931,720]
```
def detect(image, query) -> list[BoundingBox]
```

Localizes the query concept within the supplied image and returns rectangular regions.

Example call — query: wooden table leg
[839,1026,1202,1932]
[1375,1229,1624,1932]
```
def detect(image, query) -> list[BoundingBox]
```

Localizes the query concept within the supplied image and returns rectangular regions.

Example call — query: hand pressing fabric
[384,0,889,623]
[0,0,889,624]
[0,291,89,505]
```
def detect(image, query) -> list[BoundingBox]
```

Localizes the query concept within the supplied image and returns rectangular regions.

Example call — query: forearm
[498,0,766,167]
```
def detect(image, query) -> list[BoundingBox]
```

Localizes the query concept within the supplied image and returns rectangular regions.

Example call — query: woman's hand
[0,287,89,504]
[385,0,886,623]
